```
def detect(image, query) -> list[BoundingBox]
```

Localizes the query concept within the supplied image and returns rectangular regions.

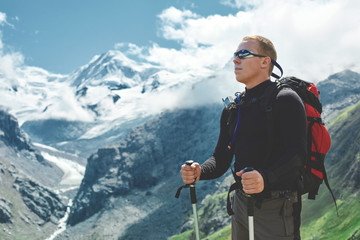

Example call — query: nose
[233,56,241,64]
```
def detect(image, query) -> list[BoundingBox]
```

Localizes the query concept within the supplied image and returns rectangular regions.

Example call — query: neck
[245,77,270,89]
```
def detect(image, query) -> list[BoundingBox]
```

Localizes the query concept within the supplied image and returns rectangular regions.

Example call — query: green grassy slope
[301,100,360,240]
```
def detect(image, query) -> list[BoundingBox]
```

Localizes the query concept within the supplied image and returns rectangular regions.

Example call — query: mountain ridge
[317,69,360,121]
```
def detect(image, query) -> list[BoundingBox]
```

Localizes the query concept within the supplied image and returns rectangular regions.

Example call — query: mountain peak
[69,50,158,88]
[317,69,360,121]
[322,69,360,87]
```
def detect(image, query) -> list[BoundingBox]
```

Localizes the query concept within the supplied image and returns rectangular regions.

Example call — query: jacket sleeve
[200,108,234,180]
[262,88,307,191]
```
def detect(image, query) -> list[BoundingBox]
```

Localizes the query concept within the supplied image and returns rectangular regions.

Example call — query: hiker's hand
[236,169,264,194]
[180,162,201,184]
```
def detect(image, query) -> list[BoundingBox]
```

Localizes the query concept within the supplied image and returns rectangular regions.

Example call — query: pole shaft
[248,216,254,240]
[243,167,255,240]
[192,204,200,240]
[185,161,200,240]
[189,184,200,240]
[189,184,197,204]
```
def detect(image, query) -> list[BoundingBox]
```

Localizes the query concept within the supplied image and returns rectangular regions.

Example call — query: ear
[261,57,271,67]
[260,56,272,71]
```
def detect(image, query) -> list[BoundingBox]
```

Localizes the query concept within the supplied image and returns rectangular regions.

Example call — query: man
[180,35,307,239]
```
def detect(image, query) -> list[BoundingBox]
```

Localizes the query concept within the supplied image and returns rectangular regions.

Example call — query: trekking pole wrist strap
[175,183,197,204]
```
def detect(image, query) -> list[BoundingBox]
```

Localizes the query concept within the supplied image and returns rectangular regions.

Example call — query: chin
[235,77,245,84]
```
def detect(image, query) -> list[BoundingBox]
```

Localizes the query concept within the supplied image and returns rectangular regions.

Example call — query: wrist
[258,169,269,192]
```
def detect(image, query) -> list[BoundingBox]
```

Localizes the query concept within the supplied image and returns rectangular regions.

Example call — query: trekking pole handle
[185,160,197,204]
[186,160,198,184]
[243,167,255,217]
[186,160,194,166]
[243,166,254,173]
[243,166,255,198]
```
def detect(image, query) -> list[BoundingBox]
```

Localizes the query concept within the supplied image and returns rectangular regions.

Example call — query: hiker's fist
[236,169,264,194]
[180,162,201,184]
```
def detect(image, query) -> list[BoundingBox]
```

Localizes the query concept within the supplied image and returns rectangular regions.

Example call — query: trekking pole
[243,167,255,240]
[175,160,200,240]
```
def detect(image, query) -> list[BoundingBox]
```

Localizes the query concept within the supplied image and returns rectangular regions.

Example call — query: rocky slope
[62,105,224,239]
[0,109,64,187]
[0,155,67,240]
[0,110,67,239]
[317,70,360,121]
[0,109,46,164]
[325,100,360,191]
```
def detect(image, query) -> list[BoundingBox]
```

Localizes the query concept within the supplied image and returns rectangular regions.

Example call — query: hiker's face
[233,40,264,85]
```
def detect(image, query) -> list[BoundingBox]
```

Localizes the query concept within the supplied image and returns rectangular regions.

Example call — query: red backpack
[261,77,336,207]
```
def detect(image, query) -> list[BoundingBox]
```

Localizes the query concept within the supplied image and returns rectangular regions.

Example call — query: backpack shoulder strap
[259,81,282,166]
[259,81,281,111]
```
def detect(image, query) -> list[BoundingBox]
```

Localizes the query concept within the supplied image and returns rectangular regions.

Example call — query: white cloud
[125,43,144,55]
[0,11,93,123]
[39,84,95,122]
[150,0,360,82]
[114,42,144,56]
[158,6,199,27]
[144,43,221,73]
[220,0,264,9]
[142,11,249,73]
[0,51,24,86]
[0,12,7,25]
[114,42,125,49]
[0,12,24,86]
[0,12,14,29]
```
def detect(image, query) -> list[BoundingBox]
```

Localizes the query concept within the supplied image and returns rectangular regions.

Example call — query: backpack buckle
[222,96,236,110]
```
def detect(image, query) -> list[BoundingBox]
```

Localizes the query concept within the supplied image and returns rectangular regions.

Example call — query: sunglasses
[233,49,267,59]
[233,49,284,79]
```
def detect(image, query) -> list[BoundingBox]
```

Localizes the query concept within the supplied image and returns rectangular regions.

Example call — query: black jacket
[200,80,307,192]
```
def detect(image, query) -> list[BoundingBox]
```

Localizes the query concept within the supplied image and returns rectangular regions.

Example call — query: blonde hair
[242,35,277,75]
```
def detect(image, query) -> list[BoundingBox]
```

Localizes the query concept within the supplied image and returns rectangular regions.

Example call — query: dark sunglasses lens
[234,50,251,58]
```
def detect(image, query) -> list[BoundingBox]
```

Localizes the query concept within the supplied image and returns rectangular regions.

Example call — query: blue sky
[0,0,237,74]
[1,0,359,81]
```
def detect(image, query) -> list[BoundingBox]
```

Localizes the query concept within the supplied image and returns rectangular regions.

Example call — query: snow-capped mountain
[67,50,210,123]
[1,49,230,157]
[69,50,159,88]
